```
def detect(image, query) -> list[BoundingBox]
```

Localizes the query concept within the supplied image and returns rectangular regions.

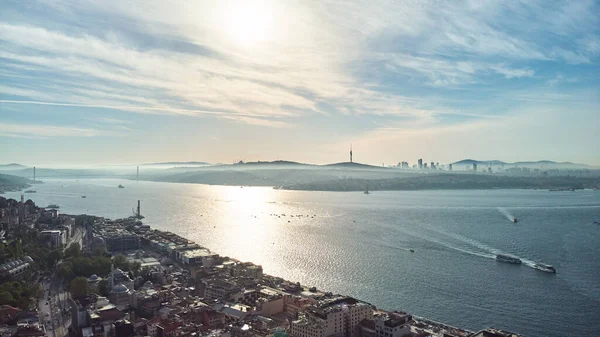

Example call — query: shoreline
[94,214,480,336]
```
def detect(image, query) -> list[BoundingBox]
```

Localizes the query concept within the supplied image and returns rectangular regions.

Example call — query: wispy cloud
[0,0,598,168]
[0,121,102,138]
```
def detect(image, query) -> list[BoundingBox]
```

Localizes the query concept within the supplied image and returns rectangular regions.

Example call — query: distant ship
[496,254,522,264]
[118,184,125,188]
[24,190,37,193]
[512,218,518,223]
[364,190,370,194]
[409,249,415,253]
[81,196,87,199]
[47,204,60,209]
[533,263,556,273]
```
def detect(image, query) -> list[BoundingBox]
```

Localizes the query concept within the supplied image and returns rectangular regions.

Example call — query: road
[38,226,84,337]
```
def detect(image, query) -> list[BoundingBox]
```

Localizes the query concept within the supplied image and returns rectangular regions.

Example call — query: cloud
[0,0,598,133]
[0,121,102,138]
[490,65,535,79]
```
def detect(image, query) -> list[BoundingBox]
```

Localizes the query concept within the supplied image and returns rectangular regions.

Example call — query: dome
[23,256,33,263]
[143,280,153,289]
[112,284,129,293]
[88,274,99,282]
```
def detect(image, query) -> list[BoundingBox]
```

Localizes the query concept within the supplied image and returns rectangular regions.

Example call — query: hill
[451,159,594,169]
[282,173,600,191]
[0,173,32,193]
[0,163,28,171]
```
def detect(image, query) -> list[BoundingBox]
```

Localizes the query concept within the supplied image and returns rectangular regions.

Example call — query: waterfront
[5,179,600,337]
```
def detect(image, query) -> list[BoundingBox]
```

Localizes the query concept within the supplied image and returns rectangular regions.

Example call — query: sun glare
[225,1,274,46]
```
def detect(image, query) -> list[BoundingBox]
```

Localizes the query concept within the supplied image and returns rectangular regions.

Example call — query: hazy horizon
[1,1,599,166]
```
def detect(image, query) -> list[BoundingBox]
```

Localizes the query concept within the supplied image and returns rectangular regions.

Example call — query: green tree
[0,291,14,305]
[57,263,75,280]
[70,277,89,298]
[113,254,129,270]
[97,279,109,297]
[46,249,64,267]
[64,242,82,259]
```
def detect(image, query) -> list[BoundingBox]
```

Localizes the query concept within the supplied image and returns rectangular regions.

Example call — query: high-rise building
[448,164,453,171]
[430,162,435,169]
[418,159,423,169]
[473,163,478,172]
[423,163,428,169]
[350,144,353,163]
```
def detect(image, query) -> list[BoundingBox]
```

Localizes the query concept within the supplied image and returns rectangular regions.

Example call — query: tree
[46,249,64,268]
[0,291,14,305]
[97,279,109,297]
[57,263,75,280]
[113,254,128,270]
[64,242,82,259]
[70,277,89,298]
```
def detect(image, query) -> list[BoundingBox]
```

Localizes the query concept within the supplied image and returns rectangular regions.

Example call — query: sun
[225,0,274,46]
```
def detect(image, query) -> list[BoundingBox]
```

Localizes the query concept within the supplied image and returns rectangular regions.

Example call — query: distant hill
[283,173,600,192]
[451,159,594,169]
[141,161,211,166]
[233,160,310,167]
[0,173,32,193]
[0,163,28,171]
[325,162,383,169]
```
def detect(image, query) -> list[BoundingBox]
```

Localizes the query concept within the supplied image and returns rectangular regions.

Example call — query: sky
[1,0,599,166]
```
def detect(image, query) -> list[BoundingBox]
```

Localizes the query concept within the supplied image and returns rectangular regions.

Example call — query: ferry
[24,190,37,193]
[495,254,522,264]
[46,204,60,209]
[533,263,556,273]
[118,184,125,188]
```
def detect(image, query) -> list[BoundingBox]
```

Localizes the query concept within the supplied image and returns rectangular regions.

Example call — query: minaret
[350,144,353,163]
[109,263,114,289]
[137,200,141,218]
[33,166,36,182]
[136,166,139,182]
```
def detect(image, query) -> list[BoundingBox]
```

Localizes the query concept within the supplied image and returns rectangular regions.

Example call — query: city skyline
[1,0,599,166]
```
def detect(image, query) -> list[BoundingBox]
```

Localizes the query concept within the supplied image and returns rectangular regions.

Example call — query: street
[37,226,84,337]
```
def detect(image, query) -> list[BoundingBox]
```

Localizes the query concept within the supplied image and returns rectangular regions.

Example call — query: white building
[40,230,66,249]
[291,297,374,337]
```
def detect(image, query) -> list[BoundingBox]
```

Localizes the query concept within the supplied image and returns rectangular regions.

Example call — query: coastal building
[102,232,140,252]
[448,164,453,171]
[290,297,373,337]
[470,328,520,337]
[418,159,423,170]
[430,162,435,170]
[374,313,411,337]
[202,279,243,301]
[473,163,477,172]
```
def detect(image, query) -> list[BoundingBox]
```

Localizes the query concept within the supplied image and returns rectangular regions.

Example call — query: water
[6,179,600,337]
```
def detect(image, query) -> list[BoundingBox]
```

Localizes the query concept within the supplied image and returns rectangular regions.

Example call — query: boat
[512,218,518,223]
[409,249,415,253]
[24,190,37,193]
[364,190,370,194]
[46,204,60,209]
[495,254,522,264]
[118,184,124,188]
[81,196,87,199]
[533,263,556,273]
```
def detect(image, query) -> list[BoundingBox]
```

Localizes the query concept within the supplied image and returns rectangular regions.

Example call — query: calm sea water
[5,179,600,337]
